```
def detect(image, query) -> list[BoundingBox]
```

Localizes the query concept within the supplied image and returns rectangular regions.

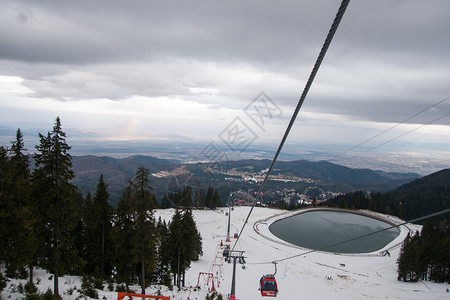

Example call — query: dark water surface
[269,210,399,253]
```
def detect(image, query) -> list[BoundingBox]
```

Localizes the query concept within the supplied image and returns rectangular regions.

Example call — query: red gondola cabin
[259,274,278,297]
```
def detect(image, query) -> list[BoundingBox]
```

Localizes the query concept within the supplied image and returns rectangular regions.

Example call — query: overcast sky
[0,0,449,167]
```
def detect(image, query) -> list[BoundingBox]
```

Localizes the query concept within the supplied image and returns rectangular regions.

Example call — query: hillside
[72,155,181,204]
[325,168,450,222]
[71,155,420,206]
[385,168,450,220]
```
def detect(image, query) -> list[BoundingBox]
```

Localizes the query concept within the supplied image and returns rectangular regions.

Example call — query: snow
[2,207,449,299]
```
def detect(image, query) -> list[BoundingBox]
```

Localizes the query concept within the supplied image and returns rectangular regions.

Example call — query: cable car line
[231,0,351,254]
[348,111,450,159]
[335,96,449,158]
[246,207,450,266]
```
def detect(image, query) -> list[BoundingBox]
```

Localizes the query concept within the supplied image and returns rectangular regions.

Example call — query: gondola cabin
[234,233,238,239]
[259,274,278,297]
[223,249,229,257]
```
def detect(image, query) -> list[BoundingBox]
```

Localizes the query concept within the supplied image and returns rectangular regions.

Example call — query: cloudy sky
[0,0,449,168]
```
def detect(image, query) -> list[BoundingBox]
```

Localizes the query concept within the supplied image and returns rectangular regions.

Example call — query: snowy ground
[2,207,449,299]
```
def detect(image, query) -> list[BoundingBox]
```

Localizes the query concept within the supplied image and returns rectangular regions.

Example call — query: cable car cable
[335,96,449,158]
[348,111,450,159]
[231,0,351,253]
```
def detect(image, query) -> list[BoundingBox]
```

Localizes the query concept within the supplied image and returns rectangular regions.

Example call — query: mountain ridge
[71,155,421,206]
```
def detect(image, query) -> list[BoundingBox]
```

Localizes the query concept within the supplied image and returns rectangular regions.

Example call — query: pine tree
[205,186,214,209]
[153,217,171,286]
[113,182,136,289]
[0,146,9,266]
[181,186,193,208]
[194,188,205,208]
[114,168,158,293]
[397,231,422,282]
[4,129,36,281]
[213,190,222,209]
[131,167,158,294]
[397,233,410,281]
[168,209,183,287]
[181,209,203,262]
[84,175,114,278]
[160,194,172,209]
[167,208,203,288]
[32,117,83,296]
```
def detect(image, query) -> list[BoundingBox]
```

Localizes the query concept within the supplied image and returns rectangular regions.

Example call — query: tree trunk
[182,260,185,287]
[141,259,145,294]
[177,249,180,288]
[29,264,33,283]
[53,247,59,296]
[101,222,105,278]
[141,238,146,294]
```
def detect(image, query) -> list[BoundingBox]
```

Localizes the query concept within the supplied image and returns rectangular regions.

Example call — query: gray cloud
[0,0,449,143]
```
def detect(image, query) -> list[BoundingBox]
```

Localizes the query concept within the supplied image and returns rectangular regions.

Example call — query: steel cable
[232,0,351,252]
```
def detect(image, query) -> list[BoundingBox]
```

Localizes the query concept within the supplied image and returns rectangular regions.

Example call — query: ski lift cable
[336,96,450,158]
[351,120,449,168]
[246,208,450,265]
[348,111,450,159]
[231,0,351,253]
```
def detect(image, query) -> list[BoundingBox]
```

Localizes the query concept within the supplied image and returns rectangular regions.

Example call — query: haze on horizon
[1,0,449,173]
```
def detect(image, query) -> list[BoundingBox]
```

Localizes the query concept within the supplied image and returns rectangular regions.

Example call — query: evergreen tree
[160,194,172,209]
[131,167,158,294]
[153,217,171,286]
[194,188,205,208]
[397,231,422,282]
[397,233,410,281]
[167,208,202,288]
[113,182,136,289]
[213,190,222,209]
[32,117,83,296]
[84,175,114,278]
[114,168,158,293]
[0,146,9,266]
[4,129,36,281]
[168,209,183,288]
[205,186,214,209]
[181,186,193,208]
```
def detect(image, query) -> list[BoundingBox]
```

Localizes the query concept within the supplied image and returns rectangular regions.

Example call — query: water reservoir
[269,210,399,253]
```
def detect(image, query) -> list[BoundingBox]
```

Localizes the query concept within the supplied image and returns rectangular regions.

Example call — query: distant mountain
[226,159,419,189]
[72,155,181,204]
[71,155,420,206]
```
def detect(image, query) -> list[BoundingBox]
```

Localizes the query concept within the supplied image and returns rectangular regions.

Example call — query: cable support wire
[348,114,450,168]
[336,96,449,158]
[231,0,351,252]
[349,111,450,159]
[246,208,450,265]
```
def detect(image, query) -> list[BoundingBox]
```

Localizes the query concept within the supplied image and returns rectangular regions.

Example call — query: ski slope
[163,206,447,300]
[2,207,448,299]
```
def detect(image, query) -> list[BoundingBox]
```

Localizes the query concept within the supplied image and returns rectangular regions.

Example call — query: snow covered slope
[172,206,447,300]
[2,207,448,299]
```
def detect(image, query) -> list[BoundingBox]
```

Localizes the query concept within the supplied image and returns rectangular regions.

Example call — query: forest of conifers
[0,118,207,299]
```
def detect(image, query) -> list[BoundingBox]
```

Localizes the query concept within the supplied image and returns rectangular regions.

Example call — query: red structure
[259,274,278,297]
[196,272,220,291]
[117,292,170,300]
